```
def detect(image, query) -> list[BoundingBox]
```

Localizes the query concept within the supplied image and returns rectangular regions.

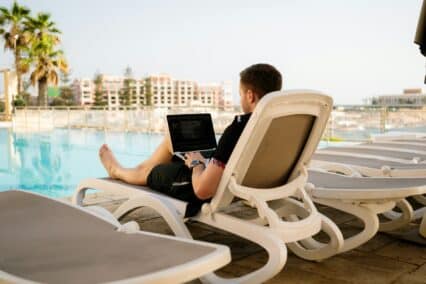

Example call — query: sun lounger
[372,132,426,142]
[306,170,426,245]
[312,152,426,178]
[350,142,426,155]
[391,138,426,144]
[319,146,426,163]
[74,90,342,281]
[0,190,230,284]
[368,140,426,147]
[312,146,426,243]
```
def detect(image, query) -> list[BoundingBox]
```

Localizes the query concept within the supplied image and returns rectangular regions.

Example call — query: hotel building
[72,74,233,109]
[368,88,426,107]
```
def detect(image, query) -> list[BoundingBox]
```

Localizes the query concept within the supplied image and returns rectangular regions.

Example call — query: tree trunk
[14,49,22,96]
[37,77,48,106]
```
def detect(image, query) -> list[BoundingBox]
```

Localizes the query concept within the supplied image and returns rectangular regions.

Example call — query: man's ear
[247,90,256,103]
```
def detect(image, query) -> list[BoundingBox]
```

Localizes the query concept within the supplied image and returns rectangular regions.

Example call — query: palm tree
[0,1,31,95]
[23,12,67,106]
[24,12,60,42]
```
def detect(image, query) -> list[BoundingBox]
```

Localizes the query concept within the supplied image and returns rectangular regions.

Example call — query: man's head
[239,63,282,113]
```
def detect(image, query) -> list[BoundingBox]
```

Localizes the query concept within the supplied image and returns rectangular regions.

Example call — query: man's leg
[99,134,174,185]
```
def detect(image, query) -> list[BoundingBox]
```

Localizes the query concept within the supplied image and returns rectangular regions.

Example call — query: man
[99,63,282,216]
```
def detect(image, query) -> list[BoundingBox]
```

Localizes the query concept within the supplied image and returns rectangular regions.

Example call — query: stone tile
[266,270,347,284]
[135,217,174,235]
[286,251,415,284]
[185,279,202,284]
[318,205,356,225]
[376,241,426,265]
[355,233,397,253]
[199,232,263,261]
[218,250,350,283]
[230,249,418,283]
[215,262,258,278]
[185,221,218,238]
[393,263,426,284]
[119,207,161,222]
[338,250,416,272]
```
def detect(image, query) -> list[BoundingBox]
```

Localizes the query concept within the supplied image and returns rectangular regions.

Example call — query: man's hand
[184,152,205,168]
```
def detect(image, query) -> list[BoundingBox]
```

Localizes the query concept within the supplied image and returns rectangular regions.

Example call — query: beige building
[72,74,233,109]
[72,78,94,106]
[369,88,426,107]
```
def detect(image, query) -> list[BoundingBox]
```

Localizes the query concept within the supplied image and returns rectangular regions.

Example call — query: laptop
[167,113,217,160]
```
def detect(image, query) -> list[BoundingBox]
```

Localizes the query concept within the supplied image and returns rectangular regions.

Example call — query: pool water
[0,128,163,197]
[0,127,343,198]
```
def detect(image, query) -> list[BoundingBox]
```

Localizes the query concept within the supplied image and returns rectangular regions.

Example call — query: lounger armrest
[228,169,308,202]
[223,167,322,242]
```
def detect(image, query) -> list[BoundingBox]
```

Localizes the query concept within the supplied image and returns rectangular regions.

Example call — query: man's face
[239,84,250,113]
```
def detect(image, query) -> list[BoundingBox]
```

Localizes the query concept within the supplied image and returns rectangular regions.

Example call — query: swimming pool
[0,127,348,198]
[0,128,163,197]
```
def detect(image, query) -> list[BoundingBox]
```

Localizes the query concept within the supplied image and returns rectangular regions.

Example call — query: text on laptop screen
[167,114,217,152]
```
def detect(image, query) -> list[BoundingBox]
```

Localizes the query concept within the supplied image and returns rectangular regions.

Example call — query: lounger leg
[196,212,287,284]
[265,199,344,261]
[380,199,414,231]
[420,211,426,238]
[113,195,192,238]
[72,186,87,206]
[413,194,426,206]
[313,198,395,254]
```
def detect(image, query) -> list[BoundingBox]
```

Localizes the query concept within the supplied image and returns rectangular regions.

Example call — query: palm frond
[49,27,61,34]
[47,71,58,85]
[0,8,11,18]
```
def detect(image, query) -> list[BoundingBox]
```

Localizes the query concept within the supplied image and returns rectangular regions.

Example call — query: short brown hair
[240,63,282,99]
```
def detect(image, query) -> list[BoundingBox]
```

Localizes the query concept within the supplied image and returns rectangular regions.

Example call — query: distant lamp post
[0,68,12,121]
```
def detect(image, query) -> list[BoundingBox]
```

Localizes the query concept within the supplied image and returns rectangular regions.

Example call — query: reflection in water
[0,128,162,197]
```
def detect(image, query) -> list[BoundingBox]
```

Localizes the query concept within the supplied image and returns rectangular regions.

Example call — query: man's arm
[184,152,224,200]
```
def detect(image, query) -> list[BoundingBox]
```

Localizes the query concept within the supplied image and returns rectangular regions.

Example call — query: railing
[11,106,238,134]
[323,105,426,141]
[10,105,426,141]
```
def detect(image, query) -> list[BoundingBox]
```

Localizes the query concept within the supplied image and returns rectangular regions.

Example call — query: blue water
[0,128,163,197]
[0,127,360,198]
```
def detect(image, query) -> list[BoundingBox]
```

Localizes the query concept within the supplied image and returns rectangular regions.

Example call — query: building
[72,74,233,109]
[72,78,94,106]
[368,88,426,107]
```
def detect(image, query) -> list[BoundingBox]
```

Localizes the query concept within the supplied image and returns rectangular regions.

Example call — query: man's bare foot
[99,144,122,179]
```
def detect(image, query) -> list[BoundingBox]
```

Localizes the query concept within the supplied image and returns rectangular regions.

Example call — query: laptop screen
[167,114,217,152]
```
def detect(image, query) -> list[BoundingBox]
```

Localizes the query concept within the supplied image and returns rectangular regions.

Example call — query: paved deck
[76,192,426,284]
[2,192,424,284]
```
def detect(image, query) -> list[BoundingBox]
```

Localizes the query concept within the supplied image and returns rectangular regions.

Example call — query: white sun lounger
[74,90,342,281]
[306,169,426,245]
[346,142,426,155]
[319,146,426,164]
[372,132,426,142]
[390,138,426,145]
[0,190,230,284]
[311,151,426,215]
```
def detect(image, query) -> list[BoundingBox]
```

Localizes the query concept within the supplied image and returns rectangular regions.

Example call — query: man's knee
[136,163,152,184]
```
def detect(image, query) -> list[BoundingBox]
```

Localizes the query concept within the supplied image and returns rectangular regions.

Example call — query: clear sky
[0,0,424,104]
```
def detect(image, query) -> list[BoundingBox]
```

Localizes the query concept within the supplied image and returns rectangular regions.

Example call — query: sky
[0,0,424,104]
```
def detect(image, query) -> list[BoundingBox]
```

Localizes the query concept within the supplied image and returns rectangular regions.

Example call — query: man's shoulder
[231,112,251,126]
[222,113,252,136]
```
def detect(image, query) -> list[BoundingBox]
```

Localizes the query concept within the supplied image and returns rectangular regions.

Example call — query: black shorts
[146,158,205,217]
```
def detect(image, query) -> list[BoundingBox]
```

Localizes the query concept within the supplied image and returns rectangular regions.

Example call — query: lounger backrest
[241,114,315,188]
[209,90,333,210]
